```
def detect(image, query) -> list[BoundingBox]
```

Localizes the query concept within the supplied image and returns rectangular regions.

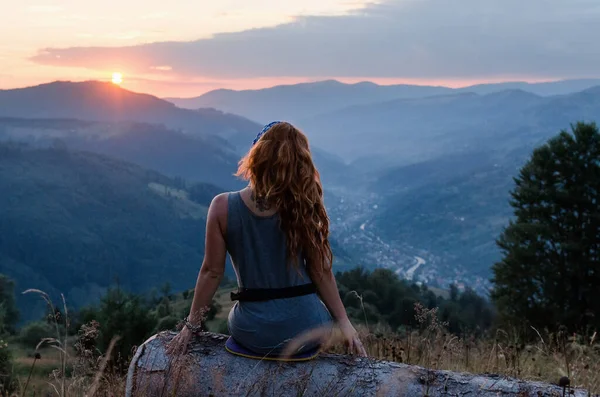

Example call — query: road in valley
[401,256,427,280]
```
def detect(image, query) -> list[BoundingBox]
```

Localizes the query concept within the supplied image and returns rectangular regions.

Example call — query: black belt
[230,283,317,302]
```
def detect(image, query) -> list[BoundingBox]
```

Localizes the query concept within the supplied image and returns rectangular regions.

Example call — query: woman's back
[226,190,331,354]
[167,121,366,360]
[226,190,308,289]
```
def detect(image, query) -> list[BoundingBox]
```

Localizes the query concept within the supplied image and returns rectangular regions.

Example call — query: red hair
[235,122,333,277]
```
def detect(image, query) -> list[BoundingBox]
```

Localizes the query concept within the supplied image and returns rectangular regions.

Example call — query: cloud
[30,0,600,80]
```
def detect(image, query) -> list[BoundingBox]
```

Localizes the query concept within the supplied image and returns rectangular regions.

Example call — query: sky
[2,0,600,97]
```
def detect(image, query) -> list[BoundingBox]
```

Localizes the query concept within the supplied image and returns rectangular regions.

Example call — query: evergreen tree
[335,268,494,334]
[0,275,19,334]
[492,122,600,332]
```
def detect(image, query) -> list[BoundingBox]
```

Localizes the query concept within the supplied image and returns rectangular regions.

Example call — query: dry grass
[356,327,600,391]
[323,307,600,395]
[8,290,599,397]
[7,290,124,397]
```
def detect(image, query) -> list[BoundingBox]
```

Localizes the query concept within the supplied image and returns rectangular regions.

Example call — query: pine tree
[492,122,600,332]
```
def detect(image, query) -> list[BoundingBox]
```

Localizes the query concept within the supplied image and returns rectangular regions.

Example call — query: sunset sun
[111,72,123,85]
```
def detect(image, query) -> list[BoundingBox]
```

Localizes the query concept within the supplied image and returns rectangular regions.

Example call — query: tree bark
[126,332,587,396]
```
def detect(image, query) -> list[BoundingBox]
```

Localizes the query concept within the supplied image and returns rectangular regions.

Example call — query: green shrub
[0,339,16,394]
[18,321,53,348]
[155,316,179,333]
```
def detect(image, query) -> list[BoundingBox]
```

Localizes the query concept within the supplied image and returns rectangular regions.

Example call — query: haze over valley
[2,77,599,311]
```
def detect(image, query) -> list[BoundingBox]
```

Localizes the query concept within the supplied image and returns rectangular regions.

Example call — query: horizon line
[2,76,600,99]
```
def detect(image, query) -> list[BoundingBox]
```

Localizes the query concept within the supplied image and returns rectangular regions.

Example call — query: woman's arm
[310,269,349,324]
[310,267,367,356]
[166,193,228,355]
[187,193,228,325]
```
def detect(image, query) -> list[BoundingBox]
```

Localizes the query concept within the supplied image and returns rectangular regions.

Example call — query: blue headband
[253,121,281,146]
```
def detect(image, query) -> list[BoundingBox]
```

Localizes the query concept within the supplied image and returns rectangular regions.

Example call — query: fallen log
[126,332,587,396]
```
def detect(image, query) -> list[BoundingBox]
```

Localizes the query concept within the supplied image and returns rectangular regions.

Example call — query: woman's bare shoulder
[210,192,230,215]
[208,192,232,234]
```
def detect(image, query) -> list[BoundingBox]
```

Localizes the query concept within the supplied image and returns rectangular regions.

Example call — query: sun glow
[111,72,123,85]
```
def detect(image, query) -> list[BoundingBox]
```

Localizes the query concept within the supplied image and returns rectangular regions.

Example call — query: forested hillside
[0,143,221,321]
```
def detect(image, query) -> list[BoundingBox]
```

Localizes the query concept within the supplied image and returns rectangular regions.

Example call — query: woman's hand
[338,320,367,357]
[166,326,193,356]
[309,269,367,357]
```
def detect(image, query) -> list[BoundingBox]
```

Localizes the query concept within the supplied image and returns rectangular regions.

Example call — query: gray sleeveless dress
[225,191,332,354]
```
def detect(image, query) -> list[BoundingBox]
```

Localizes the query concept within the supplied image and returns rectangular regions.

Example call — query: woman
[166,121,366,357]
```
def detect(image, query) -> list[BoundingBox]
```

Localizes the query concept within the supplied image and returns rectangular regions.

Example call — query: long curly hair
[235,122,333,277]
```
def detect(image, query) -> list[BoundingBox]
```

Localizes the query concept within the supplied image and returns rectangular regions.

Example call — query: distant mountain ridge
[0,117,351,191]
[0,81,353,189]
[0,81,262,185]
[0,118,245,189]
[296,86,600,162]
[0,81,260,138]
[166,80,453,123]
[165,78,600,123]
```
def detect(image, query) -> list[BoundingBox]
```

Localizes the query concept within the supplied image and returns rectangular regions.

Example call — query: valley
[1,78,599,306]
[325,188,491,295]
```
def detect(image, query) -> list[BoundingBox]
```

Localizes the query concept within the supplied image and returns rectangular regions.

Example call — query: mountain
[465,78,600,96]
[0,81,356,190]
[0,143,224,321]
[528,86,600,128]
[0,81,259,138]
[0,118,245,190]
[296,88,600,163]
[165,80,453,123]
[370,150,500,195]
[370,149,528,281]
[0,117,354,192]
[310,87,600,290]
[165,79,600,123]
